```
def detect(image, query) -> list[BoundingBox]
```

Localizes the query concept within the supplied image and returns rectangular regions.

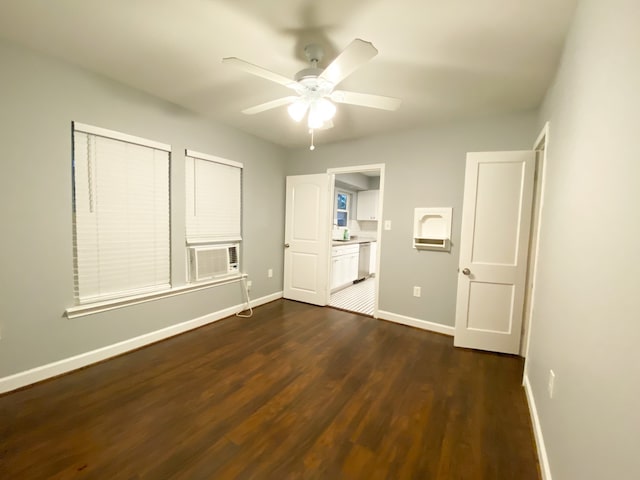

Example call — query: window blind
[185,150,243,244]
[72,123,171,303]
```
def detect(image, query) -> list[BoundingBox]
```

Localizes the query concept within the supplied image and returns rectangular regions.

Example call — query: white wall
[287,112,538,327]
[0,40,286,379]
[525,0,640,478]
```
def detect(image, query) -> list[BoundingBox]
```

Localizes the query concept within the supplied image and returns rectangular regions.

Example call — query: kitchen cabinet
[356,190,379,221]
[346,251,359,282]
[331,244,359,290]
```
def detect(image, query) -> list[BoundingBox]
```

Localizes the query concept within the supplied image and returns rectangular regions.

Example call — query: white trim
[327,163,385,175]
[1,291,283,394]
[326,164,385,316]
[533,121,550,151]
[247,290,283,308]
[186,237,242,246]
[523,374,553,480]
[73,121,171,151]
[377,310,455,336]
[66,275,246,318]
[374,167,384,316]
[185,149,243,169]
[326,174,336,305]
[522,121,550,359]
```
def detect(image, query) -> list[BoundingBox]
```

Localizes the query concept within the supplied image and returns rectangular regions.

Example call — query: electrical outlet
[268,268,273,278]
[548,370,556,398]
[246,280,252,290]
[384,220,392,230]
[413,286,421,297]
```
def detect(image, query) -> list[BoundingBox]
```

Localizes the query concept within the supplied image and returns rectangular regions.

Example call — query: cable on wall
[236,275,253,318]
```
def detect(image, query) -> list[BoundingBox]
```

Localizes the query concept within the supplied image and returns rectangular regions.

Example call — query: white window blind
[185,150,243,244]
[72,122,171,304]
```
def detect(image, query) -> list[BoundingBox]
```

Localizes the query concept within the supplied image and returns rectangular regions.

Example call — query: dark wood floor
[0,300,539,479]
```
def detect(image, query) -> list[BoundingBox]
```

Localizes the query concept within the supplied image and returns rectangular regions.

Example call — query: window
[72,123,171,304]
[185,150,243,244]
[336,191,350,226]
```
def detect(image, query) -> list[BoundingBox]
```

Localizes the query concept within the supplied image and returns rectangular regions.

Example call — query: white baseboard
[523,374,552,480]
[376,310,454,336]
[248,290,282,308]
[0,291,283,395]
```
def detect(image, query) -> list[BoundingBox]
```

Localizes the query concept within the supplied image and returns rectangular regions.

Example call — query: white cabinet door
[330,244,359,290]
[346,252,359,282]
[356,190,380,220]
[369,242,377,275]
[331,256,341,290]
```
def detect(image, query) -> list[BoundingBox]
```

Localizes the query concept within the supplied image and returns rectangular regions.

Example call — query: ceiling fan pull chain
[309,129,315,151]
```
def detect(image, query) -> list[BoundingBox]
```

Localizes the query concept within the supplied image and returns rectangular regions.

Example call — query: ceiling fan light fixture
[316,98,336,121]
[307,103,325,129]
[307,98,336,129]
[287,99,308,122]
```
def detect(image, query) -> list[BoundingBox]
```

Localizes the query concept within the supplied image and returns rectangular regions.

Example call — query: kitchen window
[335,191,351,227]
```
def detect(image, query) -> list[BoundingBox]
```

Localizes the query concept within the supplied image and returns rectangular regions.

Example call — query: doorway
[327,164,384,317]
[521,122,549,357]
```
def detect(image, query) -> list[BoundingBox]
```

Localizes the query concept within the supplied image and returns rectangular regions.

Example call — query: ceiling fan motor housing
[294,73,334,98]
[294,67,324,82]
[303,44,324,64]
[295,43,332,93]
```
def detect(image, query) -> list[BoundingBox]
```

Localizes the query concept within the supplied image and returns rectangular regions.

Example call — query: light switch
[384,220,391,230]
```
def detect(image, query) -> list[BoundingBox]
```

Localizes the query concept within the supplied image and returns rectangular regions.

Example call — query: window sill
[65,274,247,319]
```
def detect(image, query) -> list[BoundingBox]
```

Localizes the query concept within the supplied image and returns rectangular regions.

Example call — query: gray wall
[526,0,640,478]
[287,112,538,326]
[0,40,286,378]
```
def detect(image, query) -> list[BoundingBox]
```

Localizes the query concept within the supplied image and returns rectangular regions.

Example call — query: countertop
[332,237,377,246]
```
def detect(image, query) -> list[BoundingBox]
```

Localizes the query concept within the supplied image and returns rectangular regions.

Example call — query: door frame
[522,122,550,358]
[327,163,385,317]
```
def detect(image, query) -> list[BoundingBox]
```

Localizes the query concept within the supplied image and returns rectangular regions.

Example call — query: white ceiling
[0,0,577,148]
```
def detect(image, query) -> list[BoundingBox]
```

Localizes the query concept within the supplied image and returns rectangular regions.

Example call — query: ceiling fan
[222,39,401,149]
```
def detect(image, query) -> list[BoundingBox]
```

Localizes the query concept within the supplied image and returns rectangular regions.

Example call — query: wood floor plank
[0,300,540,479]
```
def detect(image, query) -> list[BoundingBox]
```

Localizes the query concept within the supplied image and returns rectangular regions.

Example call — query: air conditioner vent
[188,243,240,282]
[228,245,238,265]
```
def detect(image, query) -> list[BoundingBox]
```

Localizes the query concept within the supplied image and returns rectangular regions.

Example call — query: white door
[454,151,535,354]
[283,174,331,306]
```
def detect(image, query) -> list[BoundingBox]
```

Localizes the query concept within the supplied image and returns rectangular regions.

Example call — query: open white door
[454,151,535,354]
[283,174,331,306]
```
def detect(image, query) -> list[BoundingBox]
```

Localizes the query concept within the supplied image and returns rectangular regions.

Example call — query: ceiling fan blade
[222,57,298,89]
[241,96,298,115]
[319,39,378,86]
[330,90,402,111]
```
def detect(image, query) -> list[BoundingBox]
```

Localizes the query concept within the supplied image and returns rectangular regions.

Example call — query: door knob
[462,268,471,275]
[284,243,290,248]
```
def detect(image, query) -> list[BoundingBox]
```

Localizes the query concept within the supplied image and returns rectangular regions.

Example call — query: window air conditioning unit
[188,244,239,282]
